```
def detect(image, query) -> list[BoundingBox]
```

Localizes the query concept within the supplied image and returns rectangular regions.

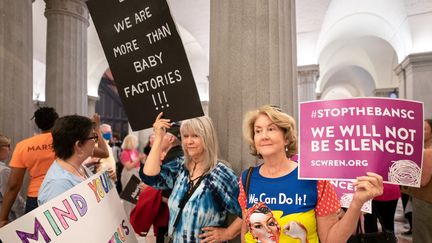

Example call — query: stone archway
[95,70,129,140]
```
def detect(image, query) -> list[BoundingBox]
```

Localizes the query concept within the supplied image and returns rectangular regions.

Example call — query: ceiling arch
[317,0,412,62]
[32,0,432,102]
[318,36,399,93]
[320,66,376,100]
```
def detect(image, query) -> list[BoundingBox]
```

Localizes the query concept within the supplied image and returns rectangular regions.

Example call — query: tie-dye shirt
[238,164,340,243]
[141,158,242,243]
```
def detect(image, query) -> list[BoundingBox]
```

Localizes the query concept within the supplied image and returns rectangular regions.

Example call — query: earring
[285,146,288,152]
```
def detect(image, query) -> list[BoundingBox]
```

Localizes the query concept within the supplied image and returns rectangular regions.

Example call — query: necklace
[189,161,203,180]
[59,160,87,179]
[188,161,202,192]
[70,164,87,179]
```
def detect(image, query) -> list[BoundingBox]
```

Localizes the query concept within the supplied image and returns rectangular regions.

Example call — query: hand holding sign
[352,172,383,206]
[142,112,173,177]
[153,112,171,139]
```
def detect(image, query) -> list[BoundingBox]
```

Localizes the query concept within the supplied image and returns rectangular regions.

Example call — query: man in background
[133,123,183,242]
[98,124,117,180]
[0,107,58,227]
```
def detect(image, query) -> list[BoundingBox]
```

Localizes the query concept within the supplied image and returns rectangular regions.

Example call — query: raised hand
[153,112,171,140]
[352,172,383,205]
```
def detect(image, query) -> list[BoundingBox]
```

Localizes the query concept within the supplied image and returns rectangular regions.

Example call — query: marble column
[209,0,298,174]
[201,101,209,116]
[395,52,432,117]
[0,0,33,144]
[44,0,89,116]
[298,64,319,102]
[87,95,99,117]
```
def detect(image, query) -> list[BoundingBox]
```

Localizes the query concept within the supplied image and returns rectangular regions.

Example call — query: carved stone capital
[395,51,432,75]
[298,64,319,84]
[44,0,89,26]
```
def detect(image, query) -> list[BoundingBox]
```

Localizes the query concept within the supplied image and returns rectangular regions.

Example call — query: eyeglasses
[85,134,99,143]
[0,144,10,148]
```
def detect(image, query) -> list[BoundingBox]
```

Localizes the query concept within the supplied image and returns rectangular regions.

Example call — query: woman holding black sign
[141,113,242,243]
[238,105,384,243]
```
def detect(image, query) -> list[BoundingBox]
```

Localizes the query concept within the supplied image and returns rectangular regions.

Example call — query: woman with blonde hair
[120,134,144,216]
[239,105,383,243]
[141,113,242,243]
[120,134,143,191]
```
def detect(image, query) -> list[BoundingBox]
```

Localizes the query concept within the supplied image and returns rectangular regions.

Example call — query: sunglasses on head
[0,144,10,148]
[269,104,282,112]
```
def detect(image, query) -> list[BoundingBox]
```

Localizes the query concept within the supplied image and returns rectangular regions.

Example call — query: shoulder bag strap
[245,167,254,196]
[172,175,206,229]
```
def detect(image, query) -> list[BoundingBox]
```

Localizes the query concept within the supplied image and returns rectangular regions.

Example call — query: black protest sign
[119,174,141,204]
[86,0,204,130]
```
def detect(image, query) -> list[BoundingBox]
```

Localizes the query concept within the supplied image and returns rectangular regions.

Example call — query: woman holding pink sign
[238,105,384,243]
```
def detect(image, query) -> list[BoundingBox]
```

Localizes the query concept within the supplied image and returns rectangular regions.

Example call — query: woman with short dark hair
[38,114,107,205]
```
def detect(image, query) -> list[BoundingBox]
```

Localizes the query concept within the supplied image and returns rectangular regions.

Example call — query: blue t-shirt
[141,158,242,243]
[38,161,88,205]
[243,165,317,212]
[241,165,320,243]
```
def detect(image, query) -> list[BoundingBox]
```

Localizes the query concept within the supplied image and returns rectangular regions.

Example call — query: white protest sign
[0,170,138,243]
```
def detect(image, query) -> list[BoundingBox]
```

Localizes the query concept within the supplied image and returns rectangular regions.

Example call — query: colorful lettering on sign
[15,218,51,243]
[52,199,78,230]
[88,170,114,203]
[15,193,88,242]
[43,194,88,237]
[107,220,130,243]
[70,194,88,217]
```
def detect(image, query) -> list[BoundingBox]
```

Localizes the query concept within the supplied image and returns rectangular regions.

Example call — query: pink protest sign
[299,98,423,187]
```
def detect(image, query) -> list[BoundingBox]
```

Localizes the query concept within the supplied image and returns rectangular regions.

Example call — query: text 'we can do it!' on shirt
[239,164,340,243]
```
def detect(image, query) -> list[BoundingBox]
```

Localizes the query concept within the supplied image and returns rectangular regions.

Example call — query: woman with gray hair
[141,113,242,243]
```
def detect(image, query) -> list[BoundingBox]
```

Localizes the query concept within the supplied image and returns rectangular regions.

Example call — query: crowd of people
[0,105,431,243]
